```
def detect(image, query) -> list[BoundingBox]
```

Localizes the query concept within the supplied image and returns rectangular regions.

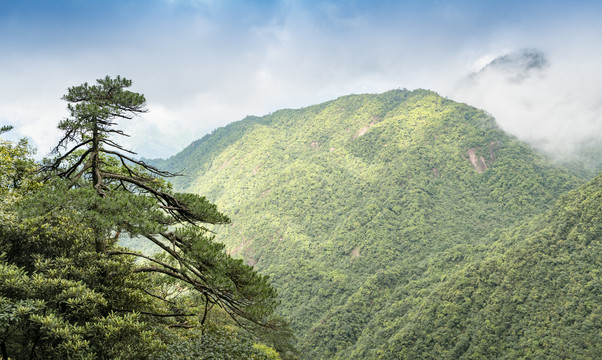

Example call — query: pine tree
[38,76,278,327]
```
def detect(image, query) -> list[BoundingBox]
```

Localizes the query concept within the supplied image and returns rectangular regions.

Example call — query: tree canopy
[44,75,201,224]
[0,77,293,359]
[37,76,278,327]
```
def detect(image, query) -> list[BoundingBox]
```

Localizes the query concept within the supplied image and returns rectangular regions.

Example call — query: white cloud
[1,1,601,162]
[445,26,602,158]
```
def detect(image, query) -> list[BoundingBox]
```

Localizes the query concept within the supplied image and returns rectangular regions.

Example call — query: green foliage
[0,125,13,135]
[6,84,594,359]
[253,343,283,360]
[373,172,602,359]
[38,75,280,327]
[0,81,291,359]
[151,89,585,358]
[59,76,146,135]
[0,134,38,221]
[155,324,281,360]
[0,214,165,359]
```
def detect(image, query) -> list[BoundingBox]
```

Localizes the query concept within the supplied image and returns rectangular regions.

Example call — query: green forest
[0,78,292,360]
[2,78,601,359]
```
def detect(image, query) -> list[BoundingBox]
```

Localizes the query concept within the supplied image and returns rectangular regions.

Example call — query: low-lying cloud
[448,45,602,159]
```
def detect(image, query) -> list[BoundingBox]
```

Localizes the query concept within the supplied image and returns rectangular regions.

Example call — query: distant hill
[147,89,585,358]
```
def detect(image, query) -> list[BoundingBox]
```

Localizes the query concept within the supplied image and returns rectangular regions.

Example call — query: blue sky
[1,0,601,158]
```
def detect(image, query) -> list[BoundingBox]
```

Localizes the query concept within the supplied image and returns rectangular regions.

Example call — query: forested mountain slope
[370,171,602,359]
[150,89,583,358]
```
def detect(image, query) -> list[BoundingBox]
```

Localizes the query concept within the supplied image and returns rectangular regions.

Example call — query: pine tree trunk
[91,119,106,253]
[91,119,103,195]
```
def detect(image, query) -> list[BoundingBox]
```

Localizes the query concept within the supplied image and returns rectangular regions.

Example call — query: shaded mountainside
[149,89,584,358]
[371,172,602,359]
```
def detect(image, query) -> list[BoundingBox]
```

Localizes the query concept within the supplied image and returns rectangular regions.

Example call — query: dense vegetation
[370,171,602,359]
[0,77,293,360]
[150,89,596,358]
[3,82,599,358]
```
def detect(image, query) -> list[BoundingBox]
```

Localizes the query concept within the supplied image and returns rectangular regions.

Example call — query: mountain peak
[149,90,582,358]
[472,48,548,83]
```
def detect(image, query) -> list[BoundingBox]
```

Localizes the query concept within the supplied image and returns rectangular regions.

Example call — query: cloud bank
[448,42,602,158]
[0,0,601,160]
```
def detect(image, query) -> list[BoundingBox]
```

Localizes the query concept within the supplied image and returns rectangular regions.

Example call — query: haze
[1,0,601,159]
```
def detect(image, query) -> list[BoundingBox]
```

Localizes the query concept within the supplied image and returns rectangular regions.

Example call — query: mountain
[148,89,583,358]
[468,48,548,84]
[368,171,602,359]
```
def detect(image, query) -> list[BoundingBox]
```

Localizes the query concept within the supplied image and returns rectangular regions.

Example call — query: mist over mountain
[3,1,602,358]
[147,89,598,358]
[449,48,602,166]
[468,48,548,83]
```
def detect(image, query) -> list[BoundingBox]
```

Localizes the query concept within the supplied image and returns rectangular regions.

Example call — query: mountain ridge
[366,172,602,359]
[146,89,587,358]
